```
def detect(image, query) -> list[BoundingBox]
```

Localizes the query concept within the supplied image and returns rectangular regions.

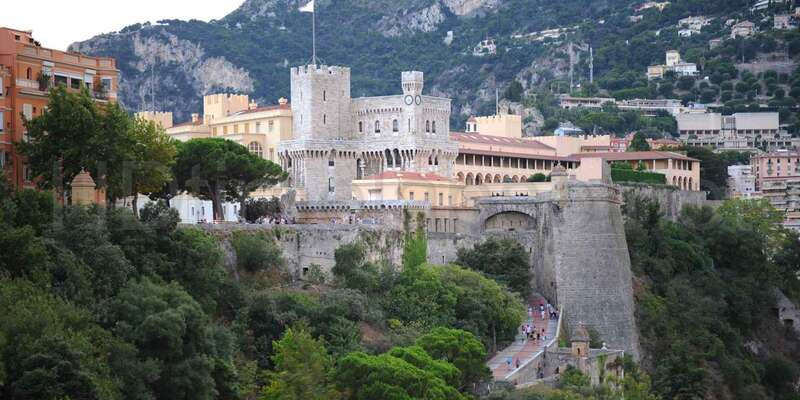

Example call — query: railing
[503,306,564,385]
[15,78,38,89]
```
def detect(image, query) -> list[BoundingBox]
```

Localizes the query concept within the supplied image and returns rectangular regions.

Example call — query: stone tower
[401,71,425,136]
[290,65,352,140]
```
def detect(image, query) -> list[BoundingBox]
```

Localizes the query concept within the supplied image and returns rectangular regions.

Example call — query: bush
[231,231,284,273]
[611,167,666,185]
[527,173,547,182]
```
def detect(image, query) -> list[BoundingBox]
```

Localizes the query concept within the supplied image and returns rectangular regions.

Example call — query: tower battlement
[291,64,351,77]
[401,71,424,95]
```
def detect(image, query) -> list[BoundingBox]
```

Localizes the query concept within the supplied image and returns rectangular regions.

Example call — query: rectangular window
[54,74,68,87]
[269,149,274,161]
[0,76,3,96]
[22,104,33,119]
[212,127,217,135]
[438,193,443,206]
[409,192,414,200]
[256,122,261,133]
[101,77,112,93]
[0,112,3,132]
[448,195,452,206]
[269,120,274,132]
[244,123,250,134]
[424,192,429,201]
[84,74,94,89]
[70,78,82,90]
[234,124,239,134]
[223,126,228,135]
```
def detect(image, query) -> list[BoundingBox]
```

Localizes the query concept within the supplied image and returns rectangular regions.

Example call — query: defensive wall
[202,180,642,359]
[617,182,708,220]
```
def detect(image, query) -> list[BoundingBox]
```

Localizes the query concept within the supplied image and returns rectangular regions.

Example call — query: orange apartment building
[0,27,118,188]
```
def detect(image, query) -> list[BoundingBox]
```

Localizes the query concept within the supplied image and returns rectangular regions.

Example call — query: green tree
[125,117,176,217]
[17,86,132,201]
[402,211,427,270]
[174,138,286,221]
[243,197,281,223]
[527,173,548,182]
[456,237,532,295]
[415,327,489,390]
[262,326,341,400]
[102,279,225,400]
[627,132,651,152]
[504,80,524,102]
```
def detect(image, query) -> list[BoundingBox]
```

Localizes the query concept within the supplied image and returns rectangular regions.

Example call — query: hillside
[67,0,794,128]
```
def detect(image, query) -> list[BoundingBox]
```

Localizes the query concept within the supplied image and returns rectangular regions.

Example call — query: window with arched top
[328,177,335,193]
[374,120,381,133]
[248,142,263,158]
[432,121,437,133]
[425,120,430,133]
[392,119,399,132]
[26,67,32,80]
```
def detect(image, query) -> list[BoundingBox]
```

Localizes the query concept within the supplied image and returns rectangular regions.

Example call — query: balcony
[15,78,38,89]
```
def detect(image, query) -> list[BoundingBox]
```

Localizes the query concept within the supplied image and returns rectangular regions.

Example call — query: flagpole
[312,7,316,65]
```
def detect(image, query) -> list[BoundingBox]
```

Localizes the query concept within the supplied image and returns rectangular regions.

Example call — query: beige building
[465,112,522,138]
[208,98,291,164]
[351,170,464,206]
[135,111,173,129]
[571,151,701,191]
[731,21,755,38]
[163,114,210,142]
[678,112,799,151]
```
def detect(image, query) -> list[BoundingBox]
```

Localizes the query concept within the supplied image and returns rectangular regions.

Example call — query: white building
[678,112,800,151]
[731,21,756,38]
[727,165,759,198]
[473,39,497,56]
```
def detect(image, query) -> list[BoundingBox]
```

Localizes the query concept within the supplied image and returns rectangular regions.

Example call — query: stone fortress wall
[205,178,642,359]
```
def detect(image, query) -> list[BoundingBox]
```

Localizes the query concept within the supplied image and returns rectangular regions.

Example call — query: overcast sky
[1,0,243,51]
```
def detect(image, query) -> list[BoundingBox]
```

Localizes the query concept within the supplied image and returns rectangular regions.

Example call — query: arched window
[425,120,430,133]
[432,121,437,133]
[392,119,399,132]
[248,141,263,158]
[374,120,381,133]
[358,121,363,133]
[26,67,32,80]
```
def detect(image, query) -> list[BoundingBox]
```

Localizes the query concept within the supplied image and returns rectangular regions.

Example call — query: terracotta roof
[232,103,291,116]
[171,120,204,128]
[467,116,477,122]
[362,171,450,182]
[569,151,699,162]
[71,170,95,187]
[460,148,573,161]
[451,132,556,151]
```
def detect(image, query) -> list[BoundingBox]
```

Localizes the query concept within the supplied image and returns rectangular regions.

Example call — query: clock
[404,95,414,105]
[414,95,422,105]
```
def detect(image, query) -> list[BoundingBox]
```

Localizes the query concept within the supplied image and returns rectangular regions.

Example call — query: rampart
[201,180,641,359]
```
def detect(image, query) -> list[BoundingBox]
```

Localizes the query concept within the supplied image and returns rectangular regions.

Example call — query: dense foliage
[623,193,800,400]
[610,163,667,185]
[456,237,532,296]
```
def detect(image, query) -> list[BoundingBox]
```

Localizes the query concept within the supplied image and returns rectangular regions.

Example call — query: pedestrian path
[486,296,558,381]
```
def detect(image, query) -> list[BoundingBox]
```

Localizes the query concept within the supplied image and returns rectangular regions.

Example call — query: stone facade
[278,65,458,202]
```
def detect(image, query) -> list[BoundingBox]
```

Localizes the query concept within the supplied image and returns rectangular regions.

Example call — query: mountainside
[69,0,794,128]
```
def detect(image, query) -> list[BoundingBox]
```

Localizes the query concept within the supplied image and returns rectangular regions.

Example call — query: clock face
[415,95,422,105]
[404,95,414,105]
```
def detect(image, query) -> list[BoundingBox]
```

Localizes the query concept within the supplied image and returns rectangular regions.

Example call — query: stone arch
[466,173,474,185]
[456,172,464,182]
[393,149,401,169]
[484,211,536,231]
[512,175,520,183]
[672,176,677,186]
[475,174,483,185]
[688,177,693,191]
[503,174,511,183]
[356,158,363,179]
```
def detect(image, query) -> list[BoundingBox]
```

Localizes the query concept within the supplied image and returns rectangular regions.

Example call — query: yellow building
[351,171,464,206]
[164,114,211,142]
[208,97,292,164]
[465,112,523,138]
[135,111,173,129]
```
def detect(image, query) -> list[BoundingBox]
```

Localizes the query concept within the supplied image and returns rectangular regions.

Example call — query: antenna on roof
[589,46,594,84]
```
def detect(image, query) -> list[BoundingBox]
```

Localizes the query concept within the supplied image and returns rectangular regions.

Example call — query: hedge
[611,168,666,185]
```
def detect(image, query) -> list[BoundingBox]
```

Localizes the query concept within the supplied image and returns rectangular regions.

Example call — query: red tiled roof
[460,148,573,161]
[569,151,699,162]
[451,132,556,151]
[232,103,291,116]
[362,171,450,182]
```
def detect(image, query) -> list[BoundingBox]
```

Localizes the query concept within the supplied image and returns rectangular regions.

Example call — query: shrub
[611,167,666,185]
[231,231,284,273]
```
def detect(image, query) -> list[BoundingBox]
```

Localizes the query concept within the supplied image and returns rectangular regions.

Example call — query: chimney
[249,101,258,110]
[191,113,199,123]
[278,97,288,105]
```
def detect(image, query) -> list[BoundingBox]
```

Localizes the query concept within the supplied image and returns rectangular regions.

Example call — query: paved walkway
[487,296,558,381]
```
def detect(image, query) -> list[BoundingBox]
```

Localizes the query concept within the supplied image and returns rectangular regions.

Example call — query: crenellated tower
[290,65,352,140]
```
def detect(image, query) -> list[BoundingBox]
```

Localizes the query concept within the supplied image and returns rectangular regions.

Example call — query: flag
[299,0,314,13]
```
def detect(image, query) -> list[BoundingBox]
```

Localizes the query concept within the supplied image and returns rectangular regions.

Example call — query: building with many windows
[677,112,799,151]
[0,27,118,189]
[751,150,800,231]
